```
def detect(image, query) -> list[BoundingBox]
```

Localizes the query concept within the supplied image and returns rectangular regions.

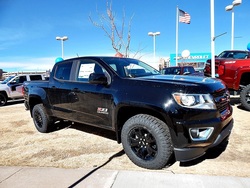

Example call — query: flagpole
[176,6,179,66]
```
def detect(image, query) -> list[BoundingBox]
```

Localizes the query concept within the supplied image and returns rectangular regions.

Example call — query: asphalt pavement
[0,166,249,188]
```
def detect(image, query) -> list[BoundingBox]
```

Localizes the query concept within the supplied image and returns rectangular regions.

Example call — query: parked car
[204,50,250,110]
[0,74,45,106]
[23,56,233,169]
[161,66,203,76]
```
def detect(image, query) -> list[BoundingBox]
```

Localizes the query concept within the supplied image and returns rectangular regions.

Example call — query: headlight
[172,93,216,109]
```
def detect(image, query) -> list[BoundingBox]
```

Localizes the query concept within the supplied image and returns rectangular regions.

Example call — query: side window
[234,52,249,59]
[18,76,27,83]
[76,61,105,82]
[188,67,195,74]
[30,75,42,80]
[183,68,190,74]
[174,68,181,74]
[55,62,73,80]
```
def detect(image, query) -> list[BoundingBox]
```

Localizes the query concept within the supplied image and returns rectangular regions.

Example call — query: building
[0,69,5,80]
[2,70,50,80]
[170,52,211,71]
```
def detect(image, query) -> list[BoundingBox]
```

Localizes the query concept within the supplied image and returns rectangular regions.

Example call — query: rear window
[30,75,42,80]
[163,67,181,75]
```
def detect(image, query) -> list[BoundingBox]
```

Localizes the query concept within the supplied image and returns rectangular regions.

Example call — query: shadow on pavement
[68,150,125,188]
[48,121,124,187]
[50,121,117,141]
[2,99,24,107]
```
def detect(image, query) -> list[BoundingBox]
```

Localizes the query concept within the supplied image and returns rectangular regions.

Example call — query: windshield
[1,76,15,84]
[101,57,160,78]
[217,51,248,59]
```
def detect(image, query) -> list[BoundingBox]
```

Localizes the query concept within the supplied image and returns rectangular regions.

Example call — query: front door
[70,59,114,129]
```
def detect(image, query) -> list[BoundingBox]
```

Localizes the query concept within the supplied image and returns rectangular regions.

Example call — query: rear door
[47,61,75,120]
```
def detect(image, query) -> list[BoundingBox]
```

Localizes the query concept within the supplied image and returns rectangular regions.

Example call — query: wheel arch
[115,105,172,143]
[28,95,43,117]
[240,72,250,87]
[0,90,8,99]
[0,91,8,106]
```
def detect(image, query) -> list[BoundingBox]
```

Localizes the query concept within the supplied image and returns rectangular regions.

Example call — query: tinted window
[233,52,248,59]
[184,67,195,74]
[30,75,42,80]
[16,76,27,83]
[218,51,248,59]
[101,57,160,78]
[163,67,181,75]
[55,62,73,80]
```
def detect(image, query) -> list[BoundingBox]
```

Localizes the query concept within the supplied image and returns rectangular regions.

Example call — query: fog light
[189,127,214,141]
[190,129,199,138]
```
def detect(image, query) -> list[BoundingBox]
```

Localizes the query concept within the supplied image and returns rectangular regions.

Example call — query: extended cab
[24,56,233,169]
[0,74,45,106]
[204,50,250,110]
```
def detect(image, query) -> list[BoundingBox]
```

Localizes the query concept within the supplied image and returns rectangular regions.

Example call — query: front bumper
[174,118,234,162]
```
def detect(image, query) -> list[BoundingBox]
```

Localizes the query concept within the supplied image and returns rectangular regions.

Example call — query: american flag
[179,9,191,24]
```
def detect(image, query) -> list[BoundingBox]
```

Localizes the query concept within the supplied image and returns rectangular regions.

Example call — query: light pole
[56,36,68,58]
[225,0,242,50]
[148,32,160,67]
[210,0,215,78]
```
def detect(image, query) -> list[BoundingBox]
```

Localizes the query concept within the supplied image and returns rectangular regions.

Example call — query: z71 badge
[97,107,108,114]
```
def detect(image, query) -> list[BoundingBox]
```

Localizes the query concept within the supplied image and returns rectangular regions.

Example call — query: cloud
[0,21,54,51]
[0,57,56,72]
[0,28,26,50]
[0,52,169,72]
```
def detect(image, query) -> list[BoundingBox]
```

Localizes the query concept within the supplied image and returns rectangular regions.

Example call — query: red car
[204,50,250,111]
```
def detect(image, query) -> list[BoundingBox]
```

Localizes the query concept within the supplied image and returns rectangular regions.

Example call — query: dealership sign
[170,52,211,67]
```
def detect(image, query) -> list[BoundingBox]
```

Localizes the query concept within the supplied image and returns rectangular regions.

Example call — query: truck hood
[138,74,219,85]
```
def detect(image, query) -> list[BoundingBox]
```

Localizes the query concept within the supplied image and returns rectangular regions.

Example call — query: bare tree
[89,1,135,57]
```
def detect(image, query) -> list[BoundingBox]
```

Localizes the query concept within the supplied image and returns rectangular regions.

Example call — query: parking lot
[0,97,249,177]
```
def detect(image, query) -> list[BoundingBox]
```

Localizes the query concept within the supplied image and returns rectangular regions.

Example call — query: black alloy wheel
[32,104,53,133]
[128,127,157,161]
[121,114,173,169]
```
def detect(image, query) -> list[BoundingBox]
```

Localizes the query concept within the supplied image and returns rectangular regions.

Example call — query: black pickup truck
[23,56,233,169]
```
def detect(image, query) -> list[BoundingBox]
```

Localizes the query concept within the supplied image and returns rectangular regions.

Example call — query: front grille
[212,89,230,113]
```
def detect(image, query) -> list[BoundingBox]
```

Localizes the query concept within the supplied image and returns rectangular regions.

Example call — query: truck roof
[217,50,250,59]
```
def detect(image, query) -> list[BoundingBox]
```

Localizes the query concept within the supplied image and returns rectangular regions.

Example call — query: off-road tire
[32,104,53,133]
[240,84,250,111]
[121,114,173,169]
[0,93,7,106]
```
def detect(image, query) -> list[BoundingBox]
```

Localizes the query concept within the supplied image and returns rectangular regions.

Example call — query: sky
[0,0,250,72]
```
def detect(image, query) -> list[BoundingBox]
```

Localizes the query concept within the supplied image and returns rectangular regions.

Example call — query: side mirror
[89,73,108,85]
[9,81,17,85]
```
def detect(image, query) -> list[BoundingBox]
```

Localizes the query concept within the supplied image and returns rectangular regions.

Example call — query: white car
[0,74,45,106]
